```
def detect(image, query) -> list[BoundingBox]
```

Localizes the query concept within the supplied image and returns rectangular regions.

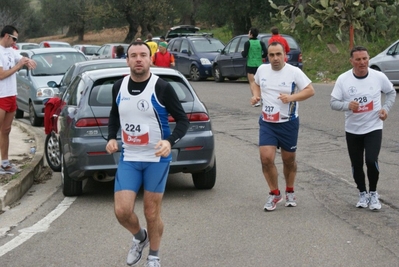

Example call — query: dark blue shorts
[114,161,170,193]
[259,116,299,152]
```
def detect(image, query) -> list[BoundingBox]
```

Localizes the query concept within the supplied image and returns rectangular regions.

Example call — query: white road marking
[0,197,76,257]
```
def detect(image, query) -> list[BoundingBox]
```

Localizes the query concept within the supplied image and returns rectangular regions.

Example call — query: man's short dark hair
[268,41,285,52]
[147,33,153,40]
[127,41,152,57]
[249,27,259,38]
[1,25,18,38]
[350,46,368,57]
[271,26,279,35]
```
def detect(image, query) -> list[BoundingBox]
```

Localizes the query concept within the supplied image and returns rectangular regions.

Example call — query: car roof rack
[172,33,214,38]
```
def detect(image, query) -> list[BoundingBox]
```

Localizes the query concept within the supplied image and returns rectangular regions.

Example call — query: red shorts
[0,96,17,112]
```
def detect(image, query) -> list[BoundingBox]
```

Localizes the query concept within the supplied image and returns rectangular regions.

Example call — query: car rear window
[89,75,194,107]
[159,75,194,103]
[21,44,39,49]
[192,39,224,53]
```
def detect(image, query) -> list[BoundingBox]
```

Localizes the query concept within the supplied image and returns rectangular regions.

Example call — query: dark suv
[168,35,225,81]
[212,33,303,82]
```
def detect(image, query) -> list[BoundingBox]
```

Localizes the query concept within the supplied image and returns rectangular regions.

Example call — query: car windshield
[31,52,87,76]
[192,39,224,53]
[83,46,100,55]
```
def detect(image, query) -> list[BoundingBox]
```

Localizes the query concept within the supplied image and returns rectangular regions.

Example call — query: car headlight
[200,58,212,65]
[36,87,60,98]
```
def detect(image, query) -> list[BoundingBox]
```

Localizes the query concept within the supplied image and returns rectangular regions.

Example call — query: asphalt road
[0,80,398,266]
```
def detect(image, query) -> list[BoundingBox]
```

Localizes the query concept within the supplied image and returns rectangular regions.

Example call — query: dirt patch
[27,27,132,45]
[0,156,52,185]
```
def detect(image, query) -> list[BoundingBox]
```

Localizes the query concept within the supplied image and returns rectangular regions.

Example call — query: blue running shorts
[114,160,170,193]
[259,116,299,152]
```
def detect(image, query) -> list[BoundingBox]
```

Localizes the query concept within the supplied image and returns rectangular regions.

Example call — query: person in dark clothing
[115,45,126,59]
[106,41,189,267]
[241,27,267,107]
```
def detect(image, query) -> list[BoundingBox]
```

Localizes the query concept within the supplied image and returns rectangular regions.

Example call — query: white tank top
[118,74,162,162]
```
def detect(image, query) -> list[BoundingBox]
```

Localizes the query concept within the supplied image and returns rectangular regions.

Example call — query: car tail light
[87,151,108,155]
[298,53,302,63]
[168,112,209,122]
[75,117,109,127]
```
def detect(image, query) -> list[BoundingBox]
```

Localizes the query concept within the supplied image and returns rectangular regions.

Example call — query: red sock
[286,187,294,193]
[270,189,280,196]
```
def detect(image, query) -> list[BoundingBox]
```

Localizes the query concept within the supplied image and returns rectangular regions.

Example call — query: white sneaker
[369,191,381,210]
[356,191,369,208]
[126,228,149,266]
[264,194,283,211]
[145,255,161,267]
[285,192,297,207]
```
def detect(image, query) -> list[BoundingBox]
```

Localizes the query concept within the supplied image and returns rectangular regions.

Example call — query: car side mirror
[18,69,27,77]
[47,81,58,88]
[181,49,189,54]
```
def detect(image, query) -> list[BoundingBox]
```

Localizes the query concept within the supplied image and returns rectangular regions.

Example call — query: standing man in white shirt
[0,25,36,174]
[330,46,396,210]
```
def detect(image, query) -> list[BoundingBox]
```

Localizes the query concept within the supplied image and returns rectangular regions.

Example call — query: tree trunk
[125,17,140,43]
[349,24,354,50]
[232,15,251,36]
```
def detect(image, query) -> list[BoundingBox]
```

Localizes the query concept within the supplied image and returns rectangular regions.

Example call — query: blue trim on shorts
[114,161,170,193]
[258,116,299,152]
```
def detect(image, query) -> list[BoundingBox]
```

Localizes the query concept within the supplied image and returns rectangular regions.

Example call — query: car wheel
[29,103,43,126]
[190,65,201,81]
[61,153,83,196]
[192,158,216,189]
[15,108,24,119]
[213,65,224,82]
[45,133,61,172]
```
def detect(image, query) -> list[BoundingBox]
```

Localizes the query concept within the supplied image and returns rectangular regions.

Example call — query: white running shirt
[0,45,22,97]
[254,63,311,123]
[331,68,393,134]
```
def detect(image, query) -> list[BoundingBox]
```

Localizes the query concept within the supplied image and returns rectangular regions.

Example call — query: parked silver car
[369,39,399,85]
[73,44,101,60]
[16,48,87,126]
[91,43,129,59]
[39,41,71,48]
[56,67,216,196]
[15,42,40,50]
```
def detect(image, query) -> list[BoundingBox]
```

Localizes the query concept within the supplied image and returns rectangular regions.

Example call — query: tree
[0,0,32,37]
[106,0,172,43]
[269,0,398,45]
[40,0,103,41]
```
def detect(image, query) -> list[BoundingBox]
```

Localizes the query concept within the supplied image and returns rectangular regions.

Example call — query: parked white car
[369,40,399,85]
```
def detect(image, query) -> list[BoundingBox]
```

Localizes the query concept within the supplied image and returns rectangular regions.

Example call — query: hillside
[27,27,131,45]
